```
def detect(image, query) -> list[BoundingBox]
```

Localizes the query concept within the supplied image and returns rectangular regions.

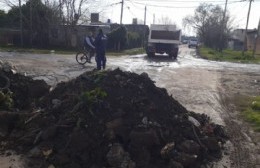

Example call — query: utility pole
[153,14,155,24]
[144,6,147,25]
[242,0,253,56]
[143,6,147,48]
[19,0,23,47]
[252,18,260,57]
[219,0,228,52]
[120,0,124,24]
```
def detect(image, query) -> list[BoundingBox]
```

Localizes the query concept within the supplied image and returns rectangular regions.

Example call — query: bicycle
[75,48,95,65]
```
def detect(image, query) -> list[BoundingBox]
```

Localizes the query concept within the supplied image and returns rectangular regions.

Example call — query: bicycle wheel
[76,51,89,65]
[0,74,10,90]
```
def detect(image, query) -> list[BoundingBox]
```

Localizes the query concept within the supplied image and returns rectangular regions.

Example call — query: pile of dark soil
[0,69,228,168]
[1,71,50,109]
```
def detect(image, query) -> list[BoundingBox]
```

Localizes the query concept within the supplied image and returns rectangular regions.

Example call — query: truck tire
[174,48,179,59]
[173,53,178,59]
[147,52,155,57]
[169,48,178,59]
[169,53,177,59]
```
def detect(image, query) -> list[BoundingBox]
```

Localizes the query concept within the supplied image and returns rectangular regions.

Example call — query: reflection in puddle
[129,54,146,59]
[147,65,164,67]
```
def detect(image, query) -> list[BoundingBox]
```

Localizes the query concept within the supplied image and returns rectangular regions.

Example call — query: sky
[99,0,260,35]
[1,0,259,36]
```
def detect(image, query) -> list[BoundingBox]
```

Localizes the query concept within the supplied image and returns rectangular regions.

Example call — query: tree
[6,0,61,47]
[107,26,127,51]
[158,16,176,25]
[61,0,99,25]
[2,0,102,47]
[127,32,142,49]
[0,10,7,27]
[183,3,232,50]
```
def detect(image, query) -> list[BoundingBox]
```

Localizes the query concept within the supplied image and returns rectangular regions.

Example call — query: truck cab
[188,38,199,48]
[146,24,181,59]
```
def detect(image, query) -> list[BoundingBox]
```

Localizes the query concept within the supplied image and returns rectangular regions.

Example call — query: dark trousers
[96,52,106,70]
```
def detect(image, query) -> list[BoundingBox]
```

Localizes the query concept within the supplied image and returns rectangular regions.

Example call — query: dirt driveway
[0,45,260,168]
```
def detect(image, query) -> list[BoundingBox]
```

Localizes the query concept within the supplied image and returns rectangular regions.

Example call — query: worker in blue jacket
[95,29,107,70]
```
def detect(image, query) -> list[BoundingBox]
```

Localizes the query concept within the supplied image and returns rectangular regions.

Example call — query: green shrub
[243,96,260,131]
[81,88,107,106]
[199,46,260,63]
[208,51,215,55]
[0,90,13,110]
[251,101,260,111]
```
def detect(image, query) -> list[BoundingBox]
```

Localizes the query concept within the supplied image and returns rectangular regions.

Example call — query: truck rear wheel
[169,49,178,59]
[147,52,155,57]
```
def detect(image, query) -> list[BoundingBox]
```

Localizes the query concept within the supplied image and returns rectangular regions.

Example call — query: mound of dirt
[1,68,228,168]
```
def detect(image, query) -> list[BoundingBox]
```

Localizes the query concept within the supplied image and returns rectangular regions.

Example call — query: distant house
[48,23,149,49]
[228,29,260,54]
[48,12,112,48]
[48,12,149,48]
[0,28,22,46]
[49,24,110,48]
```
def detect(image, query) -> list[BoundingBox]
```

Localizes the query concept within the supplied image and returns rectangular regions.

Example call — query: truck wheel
[147,52,155,57]
[175,48,179,59]
[169,53,177,59]
[173,53,178,59]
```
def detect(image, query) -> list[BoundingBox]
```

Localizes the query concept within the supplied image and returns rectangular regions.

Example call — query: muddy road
[1,45,260,168]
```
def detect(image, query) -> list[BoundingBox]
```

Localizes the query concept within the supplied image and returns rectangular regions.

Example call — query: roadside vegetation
[243,96,260,131]
[199,46,260,64]
[234,96,260,131]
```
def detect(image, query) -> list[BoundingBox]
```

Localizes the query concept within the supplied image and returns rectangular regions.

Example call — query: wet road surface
[1,45,259,124]
[1,45,260,168]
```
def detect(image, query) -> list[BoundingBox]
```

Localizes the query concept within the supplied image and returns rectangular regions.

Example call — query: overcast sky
[1,0,259,35]
[100,0,260,35]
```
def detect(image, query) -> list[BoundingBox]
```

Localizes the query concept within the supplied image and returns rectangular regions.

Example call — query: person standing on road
[84,31,95,63]
[95,29,107,70]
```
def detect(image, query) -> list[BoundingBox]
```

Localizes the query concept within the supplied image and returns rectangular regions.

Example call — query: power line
[128,0,145,10]
[231,1,248,26]
[97,1,122,13]
[130,0,260,2]
[130,0,245,3]
[127,0,245,8]
[125,5,137,18]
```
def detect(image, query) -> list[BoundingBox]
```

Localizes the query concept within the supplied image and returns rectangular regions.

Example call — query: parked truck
[146,24,181,59]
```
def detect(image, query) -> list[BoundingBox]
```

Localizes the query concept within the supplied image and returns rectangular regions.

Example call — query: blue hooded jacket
[95,30,107,54]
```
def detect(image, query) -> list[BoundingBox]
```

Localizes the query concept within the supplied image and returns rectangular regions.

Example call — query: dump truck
[146,24,181,59]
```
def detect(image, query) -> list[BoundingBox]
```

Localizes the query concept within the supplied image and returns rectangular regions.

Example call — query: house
[48,23,149,49]
[228,29,260,54]
[49,24,110,48]
[48,12,112,48]
[0,28,22,46]
[247,30,260,54]
[48,12,149,48]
